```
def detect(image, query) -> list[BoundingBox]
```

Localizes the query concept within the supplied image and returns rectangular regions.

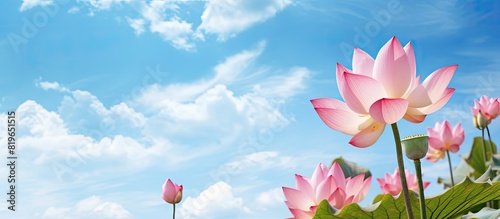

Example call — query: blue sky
[0,0,499,218]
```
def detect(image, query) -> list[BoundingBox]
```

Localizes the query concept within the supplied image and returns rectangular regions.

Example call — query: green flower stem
[480,129,488,162]
[413,159,426,219]
[391,123,414,219]
[480,128,491,208]
[173,203,176,219]
[486,125,494,156]
[446,150,455,186]
[486,125,497,209]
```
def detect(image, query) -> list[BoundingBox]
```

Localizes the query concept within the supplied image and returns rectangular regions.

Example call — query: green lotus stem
[446,150,455,186]
[480,129,491,208]
[486,126,498,209]
[391,123,414,219]
[173,203,176,219]
[486,125,494,156]
[413,159,426,219]
[481,129,489,161]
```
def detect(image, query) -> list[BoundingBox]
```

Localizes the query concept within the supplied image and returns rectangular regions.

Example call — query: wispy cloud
[42,196,131,219]
[135,1,195,50]
[35,80,70,93]
[251,67,311,99]
[410,1,466,31]
[58,90,146,138]
[216,151,294,176]
[197,0,292,41]
[19,0,53,11]
[255,188,284,209]
[179,181,251,219]
[454,49,500,98]
[19,0,292,50]
[127,18,145,35]
[135,41,266,104]
[79,0,131,11]
[17,100,156,168]
[396,1,499,38]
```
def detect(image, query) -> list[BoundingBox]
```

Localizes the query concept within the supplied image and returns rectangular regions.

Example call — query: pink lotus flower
[471,95,500,124]
[426,120,464,162]
[282,162,371,219]
[426,146,446,162]
[311,36,457,147]
[377,168,430,196]
[162,179,183,204]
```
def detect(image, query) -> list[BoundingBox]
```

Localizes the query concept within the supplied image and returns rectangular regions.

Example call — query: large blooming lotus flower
[377,168,430,196]
[311,36,457,147]
[162,179,183,204]
[282,162,371,219]
[426,120,464,162]
[471,95,500,124]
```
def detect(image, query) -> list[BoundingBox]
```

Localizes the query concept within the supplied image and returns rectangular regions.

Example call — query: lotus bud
[473,111,488,129]
[472,115,479,129]
[402,134,429,160]
[162,179,183,204]
[174,189,182,203]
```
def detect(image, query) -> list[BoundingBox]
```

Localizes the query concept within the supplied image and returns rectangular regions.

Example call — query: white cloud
[255,188,284,208]
[151,17,194,50]
[20,0,53,11]
[19,43,309,177]
[219,151,294,175]
[73,0,196,49]
[213,41,266,84]
[127,18,145,35]
[135,80,300,155]
[110,102,147,127]
[21,0,293,49]
[131,41,310,121]
[128,42,308,161]
[22,0,292,49]
[81,0,129,11]
[16,98,166,176]
[138,84,290,149]
[18,100,68,137]
[68,6,80,14]
[251,67,311,99]
[135,1,195,50]
[135,41,265,104]
[197,0,292,41]
[36,80,70,92]
[58,90,146,138]
[42,196,131,219]
[179,182,250,218]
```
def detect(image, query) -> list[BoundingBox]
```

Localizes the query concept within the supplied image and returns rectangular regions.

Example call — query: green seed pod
[402,134,429,160]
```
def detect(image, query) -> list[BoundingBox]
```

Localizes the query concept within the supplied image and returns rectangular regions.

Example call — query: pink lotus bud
[471,95,500,124]
[162,179,183,204]
[472,111,488,129]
